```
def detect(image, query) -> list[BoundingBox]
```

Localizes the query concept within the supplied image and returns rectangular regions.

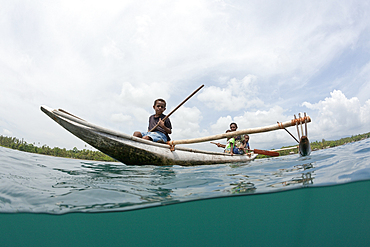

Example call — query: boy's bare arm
[158,119,172,134]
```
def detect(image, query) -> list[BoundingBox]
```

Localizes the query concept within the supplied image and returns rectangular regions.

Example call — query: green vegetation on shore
[1,132,369,162]
[0,135,116,162]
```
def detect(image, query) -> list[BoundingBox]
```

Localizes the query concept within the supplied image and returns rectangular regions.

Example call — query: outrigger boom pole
[167,115,311,146]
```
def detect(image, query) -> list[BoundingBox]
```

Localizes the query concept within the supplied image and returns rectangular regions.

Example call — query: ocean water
[1,138,370,246]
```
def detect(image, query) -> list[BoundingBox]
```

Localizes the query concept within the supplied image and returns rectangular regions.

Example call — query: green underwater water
[1,179,370,247]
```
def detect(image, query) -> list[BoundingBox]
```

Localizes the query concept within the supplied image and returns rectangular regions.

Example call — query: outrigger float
[41,105,312,166]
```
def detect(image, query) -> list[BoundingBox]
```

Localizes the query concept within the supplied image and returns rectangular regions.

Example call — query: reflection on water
[51,163,178,212]
[269,162,315,188]
[0,138,370,214]
[230,181,257,194]
[227,157,316,194]
[281,163,314,187]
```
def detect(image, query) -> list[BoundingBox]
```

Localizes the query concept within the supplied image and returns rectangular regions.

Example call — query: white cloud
[210,115,234,134]
[132,15,154,48]
[303,90,370,139]
[360,100,370,124]
[102,39,125,60]
[2,129,12,136]
[112,81,172,126]
[208,105,297,150]
[352,62,370,103]
[110,113,133,124]
[170,106,209,140]
[117,81,171,108]
[197,75,264,111]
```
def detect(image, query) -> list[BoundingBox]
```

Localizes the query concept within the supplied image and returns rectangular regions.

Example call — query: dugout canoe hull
[41,106,258,166]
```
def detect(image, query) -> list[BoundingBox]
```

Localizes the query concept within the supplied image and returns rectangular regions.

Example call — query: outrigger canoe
[41,105,311,166]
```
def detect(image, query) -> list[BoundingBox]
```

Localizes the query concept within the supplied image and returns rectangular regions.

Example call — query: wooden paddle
[149,85,204,132]
[252,149,279,157]
[211,142,279,157]
[210,141,226,148]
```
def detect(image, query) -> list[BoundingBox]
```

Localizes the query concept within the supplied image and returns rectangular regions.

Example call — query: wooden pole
[271,146,298,152]
[253,149,279,157]
[304,112,308,136]
[278,121,299,143]
[149,85,204,132]
[294,114,300,140]
[299,113,304,137]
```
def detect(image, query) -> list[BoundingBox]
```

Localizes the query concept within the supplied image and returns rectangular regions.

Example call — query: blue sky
[1,0,370,151]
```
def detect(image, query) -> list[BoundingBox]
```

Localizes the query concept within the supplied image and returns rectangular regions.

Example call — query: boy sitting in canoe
[133,99,172,143]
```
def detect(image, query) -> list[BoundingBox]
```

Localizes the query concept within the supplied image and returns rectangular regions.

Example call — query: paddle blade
[253,149,280,157]
[299,136,311,156]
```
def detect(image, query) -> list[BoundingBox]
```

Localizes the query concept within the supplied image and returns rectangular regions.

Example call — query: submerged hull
[41,106,257,166]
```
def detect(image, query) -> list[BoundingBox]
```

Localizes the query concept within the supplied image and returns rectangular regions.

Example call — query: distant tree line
[0,135,116,162]
[256,131,370,159]
[310,132,370,150]
[1,132,369,161]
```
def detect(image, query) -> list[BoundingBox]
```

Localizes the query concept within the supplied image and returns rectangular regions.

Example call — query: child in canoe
[225,134,251,155]
[133,99,172,143]
[212,122,239,149]
[213,123,250,154]
[227,123,251,155]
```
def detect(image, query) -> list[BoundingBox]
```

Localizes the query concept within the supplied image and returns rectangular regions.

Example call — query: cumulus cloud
[210,115,234,134]
[111,81,172,126]
[208,106,296,150]
[117,81,171,108]
[170,106,209,140]
[197,75,264,111]
[303,90,370,138]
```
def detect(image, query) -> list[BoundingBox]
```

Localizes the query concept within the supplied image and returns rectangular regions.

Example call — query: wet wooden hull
[41,106,258,166]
